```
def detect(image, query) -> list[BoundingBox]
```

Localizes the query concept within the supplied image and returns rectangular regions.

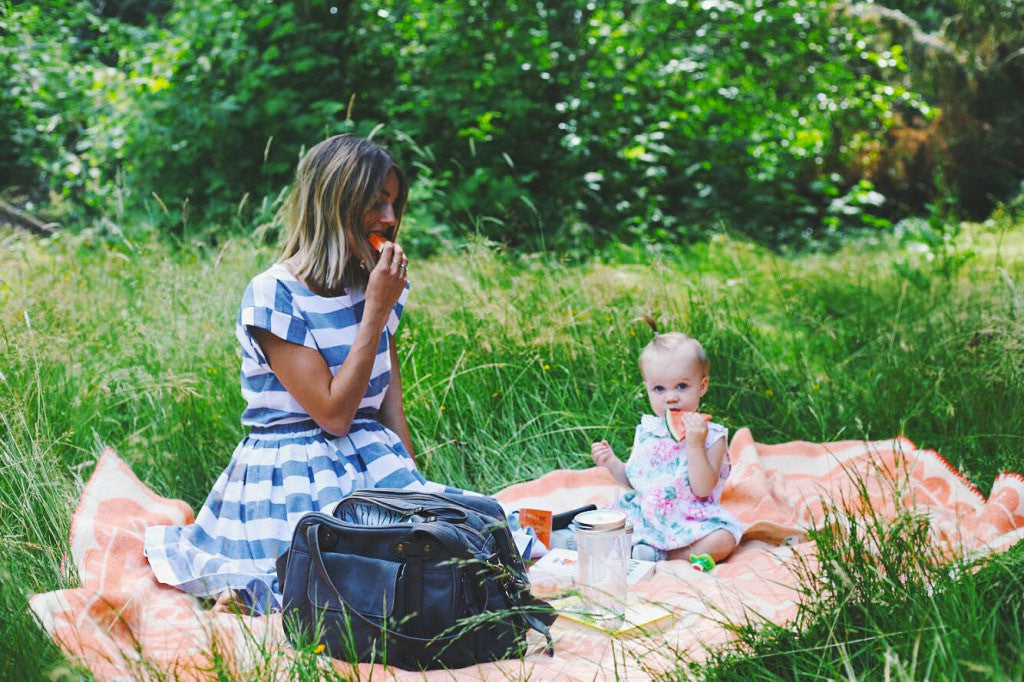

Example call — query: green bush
[2,0,1022,248]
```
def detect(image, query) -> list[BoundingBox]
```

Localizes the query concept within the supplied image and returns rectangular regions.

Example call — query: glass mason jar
[573,509,632,628]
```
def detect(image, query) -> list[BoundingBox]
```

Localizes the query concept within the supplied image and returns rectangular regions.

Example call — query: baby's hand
[591,440,615,466]
[591,440,629,486]
[682,412,709,445]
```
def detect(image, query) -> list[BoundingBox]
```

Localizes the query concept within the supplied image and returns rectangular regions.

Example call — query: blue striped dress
[143,262,459,614]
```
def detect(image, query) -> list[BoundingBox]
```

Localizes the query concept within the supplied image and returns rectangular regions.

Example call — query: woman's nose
[380,203,397,227]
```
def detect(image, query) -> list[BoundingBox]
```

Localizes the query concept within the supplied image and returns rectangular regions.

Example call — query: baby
[590,321,741,565]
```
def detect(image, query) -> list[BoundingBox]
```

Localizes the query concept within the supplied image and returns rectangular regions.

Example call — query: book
[548,594,675,637]
[527,548,656,587]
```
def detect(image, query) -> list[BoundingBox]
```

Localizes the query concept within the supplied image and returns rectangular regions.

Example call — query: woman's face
[360,169,400,242]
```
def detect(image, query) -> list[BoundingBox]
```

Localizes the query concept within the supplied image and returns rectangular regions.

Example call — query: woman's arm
[378,339,416,464]
[250,244,408,437]
[251,313,387,436]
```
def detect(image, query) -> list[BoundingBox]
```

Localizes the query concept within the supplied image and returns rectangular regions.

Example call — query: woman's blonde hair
[279,135,408,294]
[638,316,709,377]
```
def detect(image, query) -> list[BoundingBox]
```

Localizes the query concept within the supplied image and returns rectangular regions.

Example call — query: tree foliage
[1,0,1022,248]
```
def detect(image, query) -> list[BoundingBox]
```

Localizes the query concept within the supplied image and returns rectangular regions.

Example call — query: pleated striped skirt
[143,416,460,614]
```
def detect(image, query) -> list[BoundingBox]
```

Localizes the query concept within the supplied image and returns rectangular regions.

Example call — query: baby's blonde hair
[279,135,408,294]
[638,317,709,377]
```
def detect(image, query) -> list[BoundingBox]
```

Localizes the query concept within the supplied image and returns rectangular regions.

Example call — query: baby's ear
[699,375,710,396]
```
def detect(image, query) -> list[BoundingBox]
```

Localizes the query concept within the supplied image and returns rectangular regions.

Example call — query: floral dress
[615,414,742,551]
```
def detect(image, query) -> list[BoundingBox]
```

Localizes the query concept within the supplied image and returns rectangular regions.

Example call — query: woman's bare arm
[250,309,388,436]
[250,244,408,436]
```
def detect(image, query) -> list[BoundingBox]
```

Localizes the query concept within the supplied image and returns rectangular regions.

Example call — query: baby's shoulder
[634,414,666,439]
[705,420,728,446]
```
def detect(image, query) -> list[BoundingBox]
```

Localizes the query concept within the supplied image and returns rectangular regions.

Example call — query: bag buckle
[317,526,339,550]
[390,538,439,559]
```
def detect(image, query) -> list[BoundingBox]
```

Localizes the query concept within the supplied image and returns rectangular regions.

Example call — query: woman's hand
[365,242,408,319]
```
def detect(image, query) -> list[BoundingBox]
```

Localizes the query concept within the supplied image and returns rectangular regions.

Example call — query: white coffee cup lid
[574,509,627,531]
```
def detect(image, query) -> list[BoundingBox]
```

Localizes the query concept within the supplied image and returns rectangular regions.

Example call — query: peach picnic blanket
[29,429,1024,681]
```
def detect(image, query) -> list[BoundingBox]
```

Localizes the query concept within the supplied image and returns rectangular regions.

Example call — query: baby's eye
[676,383,688,391]
[653,385,665,392]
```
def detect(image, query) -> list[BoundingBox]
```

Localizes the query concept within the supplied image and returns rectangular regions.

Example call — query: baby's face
[642,353,709,418]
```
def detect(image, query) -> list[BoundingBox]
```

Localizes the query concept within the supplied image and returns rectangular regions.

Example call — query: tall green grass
[684,493,1024,681]
[1,218,1023,680]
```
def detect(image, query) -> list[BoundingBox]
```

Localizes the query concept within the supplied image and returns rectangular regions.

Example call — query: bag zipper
[339,494,426,517]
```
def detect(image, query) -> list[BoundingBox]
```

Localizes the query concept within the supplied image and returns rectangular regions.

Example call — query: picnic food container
[573,510,632,627]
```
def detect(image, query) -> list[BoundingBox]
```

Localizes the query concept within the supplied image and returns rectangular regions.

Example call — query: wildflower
[542,364,550,371]
[630,330,636,336]
[764,388,774,397]
[492,391,500,398]
[440,406,446,412]
[812,383,820,391]
[314,644,325,654]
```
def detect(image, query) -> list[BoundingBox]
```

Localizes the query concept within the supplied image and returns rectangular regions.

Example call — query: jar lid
[574,509,627,531]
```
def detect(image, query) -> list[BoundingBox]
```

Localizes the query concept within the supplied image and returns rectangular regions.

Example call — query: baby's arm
[686,437,727,498]
[681,412,727,498]
[591,440,630,487]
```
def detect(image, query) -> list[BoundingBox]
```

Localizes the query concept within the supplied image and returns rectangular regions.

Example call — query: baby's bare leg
[666,529,737,563]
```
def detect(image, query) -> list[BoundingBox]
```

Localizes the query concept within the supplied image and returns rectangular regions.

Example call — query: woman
[144,135,462,614]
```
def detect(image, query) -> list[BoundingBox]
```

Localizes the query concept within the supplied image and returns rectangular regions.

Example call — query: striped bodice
[235,262,409,428]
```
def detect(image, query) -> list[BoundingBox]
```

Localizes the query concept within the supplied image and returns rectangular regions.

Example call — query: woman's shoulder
[242,262,299,311]
[244,263,362,311]
[244,262,291,292]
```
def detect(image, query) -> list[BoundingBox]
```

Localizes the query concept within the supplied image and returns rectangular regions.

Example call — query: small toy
[665,409,713,442]
[690,553,716,572]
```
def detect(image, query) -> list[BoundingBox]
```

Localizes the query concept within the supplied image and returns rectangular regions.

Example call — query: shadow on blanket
[29,428,1024,681]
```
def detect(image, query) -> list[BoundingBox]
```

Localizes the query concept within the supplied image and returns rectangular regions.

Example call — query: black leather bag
[277,489,555,670]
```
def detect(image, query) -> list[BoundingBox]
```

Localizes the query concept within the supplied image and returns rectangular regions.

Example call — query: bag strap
[416,521,556,650]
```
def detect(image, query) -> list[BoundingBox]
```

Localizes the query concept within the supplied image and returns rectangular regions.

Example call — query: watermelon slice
[368,232,389,251]
[665,409,712,442]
